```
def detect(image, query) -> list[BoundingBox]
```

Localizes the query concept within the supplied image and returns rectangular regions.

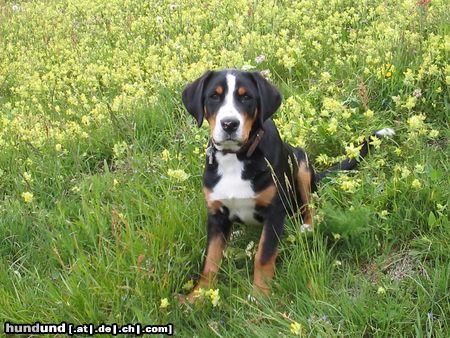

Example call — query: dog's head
[182,70,281,151]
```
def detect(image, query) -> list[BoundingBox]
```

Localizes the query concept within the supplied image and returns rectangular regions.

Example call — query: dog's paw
[247,294,257,303]
[300,223,313,233]
[177,293,196,305]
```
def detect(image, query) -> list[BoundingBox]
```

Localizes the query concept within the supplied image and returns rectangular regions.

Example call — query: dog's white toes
[247,294,257,303]
[375,128,395,138]
[300,223,313,233]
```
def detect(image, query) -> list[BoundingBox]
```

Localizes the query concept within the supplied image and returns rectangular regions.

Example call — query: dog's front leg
[253,211,285,296]
[183,211,231,303]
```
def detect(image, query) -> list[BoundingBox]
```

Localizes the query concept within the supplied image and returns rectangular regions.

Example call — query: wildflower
[255,54,266,64]
[345,143,361,159]
[204,288,220,307]
[411,179,422,189]
[429,129,439,138]
[369,136,382,149]
[160,298,170,309]
[241,64,255,71]
[21,192,33,203]
[245,241,255,258]
[380,210,389,218]
[161,149,170,161]
[364,109,374,118]
[113,141,128,159]
[81,115,90,126]
[340,179,360,193]
[403,96,417,110]
[182,280,194,291]
[55,143,62,151]
[341,110,352,119]
[377,286,386,295]
[113,179,119,187]
[320,71,331,83]
[287,234,296,243]
[414,164,424,173]
[333,260,342,267]
[413,89,422,98]
[23,172,32,182]
[290,321,302,335]
[167,169,189,182]
[333,233,341,240]
[401,167,411,179]
[327,118,338,134]
[300,223,312,232]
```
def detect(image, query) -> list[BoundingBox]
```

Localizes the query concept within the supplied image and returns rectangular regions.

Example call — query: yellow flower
[290,321,302,335]
[414,164,424,173]
[55,143,62,151]
[364,109,374,118]
[401,167,411,179]
[327,118,338,134]
[340,179,360,193]
[81,115,90,126]
[182,280,194,291]
[404,97,417,110]
[411,179,422,189]
[160,298,170,309]
[161,149,170,161]
[23,172,32,182]
[345,143,361,159]
[205,288,220,307]
[369,136,382,149]
[167,169,189,181]
[21,192,33,203]
[377,286,386,295]
[429,129,439,138]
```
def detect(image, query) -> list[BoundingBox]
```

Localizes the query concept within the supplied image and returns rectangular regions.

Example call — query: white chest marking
[209,152,260,225]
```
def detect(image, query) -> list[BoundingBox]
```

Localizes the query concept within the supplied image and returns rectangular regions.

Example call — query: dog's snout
[221,118,240,133]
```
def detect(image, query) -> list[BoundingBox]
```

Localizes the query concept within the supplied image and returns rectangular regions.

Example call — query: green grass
[0,0,449,336]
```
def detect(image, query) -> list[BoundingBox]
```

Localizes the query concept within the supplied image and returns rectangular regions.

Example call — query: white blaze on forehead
[213,73,244,149]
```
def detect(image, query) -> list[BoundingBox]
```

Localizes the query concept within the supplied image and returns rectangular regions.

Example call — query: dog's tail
[314,128,395,182]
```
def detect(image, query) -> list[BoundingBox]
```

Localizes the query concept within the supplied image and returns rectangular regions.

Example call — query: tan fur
[297,162,314,226]
[253,230,277,295]
[203,187,222,213]
[254,184,276,206]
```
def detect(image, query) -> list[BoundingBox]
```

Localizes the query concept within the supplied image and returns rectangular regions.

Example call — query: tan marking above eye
[215,86,224,95]
[238,87,247,96]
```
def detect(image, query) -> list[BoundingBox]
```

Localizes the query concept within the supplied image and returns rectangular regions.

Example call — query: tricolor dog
[180,69,394,302]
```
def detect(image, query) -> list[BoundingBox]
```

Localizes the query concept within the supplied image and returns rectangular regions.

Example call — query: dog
[180,69,394,302]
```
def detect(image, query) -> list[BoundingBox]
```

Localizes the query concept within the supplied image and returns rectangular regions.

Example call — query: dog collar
[206,128,265,164]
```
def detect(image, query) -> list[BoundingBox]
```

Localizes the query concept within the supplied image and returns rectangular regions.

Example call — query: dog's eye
[239,94,252,102]
[210,93,221,101]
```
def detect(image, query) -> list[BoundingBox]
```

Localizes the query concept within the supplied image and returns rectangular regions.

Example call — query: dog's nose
[221,118,240,134]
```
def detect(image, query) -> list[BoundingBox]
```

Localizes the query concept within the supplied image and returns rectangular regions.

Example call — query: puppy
[180,69,394,302]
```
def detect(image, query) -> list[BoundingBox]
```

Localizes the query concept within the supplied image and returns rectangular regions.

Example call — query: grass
[0,0,449,336]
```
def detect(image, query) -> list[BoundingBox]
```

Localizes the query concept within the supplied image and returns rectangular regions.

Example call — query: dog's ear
[182,71,213,127]
[251,71,282,122]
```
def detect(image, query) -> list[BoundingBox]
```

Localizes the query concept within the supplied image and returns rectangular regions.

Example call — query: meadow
[0,0,449,336]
